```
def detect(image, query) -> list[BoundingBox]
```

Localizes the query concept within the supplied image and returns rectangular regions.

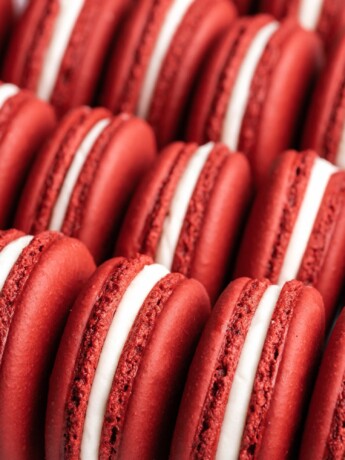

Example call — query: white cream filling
[222,21,279,151]
[278,158,337,285]
[216,285,281,460]
[36,0,85,101]
[0,236,33,291]
[49,118,110,232]
[80,263,169,460]
[155,142,214,270]
[298,0,324,30]
[136,0,195,119]
[0,83,19,110]
[335,124,345,169]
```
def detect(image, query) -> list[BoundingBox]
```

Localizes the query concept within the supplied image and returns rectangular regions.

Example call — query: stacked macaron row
[0,229,95,459]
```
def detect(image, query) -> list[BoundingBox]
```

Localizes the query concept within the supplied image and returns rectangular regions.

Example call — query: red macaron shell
[15,106,156,262]
[4,0,132,116]
[0,86,56,228]
[242,282,324,458]
[0,0,12,52]
[236,150,345,325]
[303,34,345,164]
[170,278,324,459]
[300,309,345,459]
[0,231,96,459]
[46,255,210,459]
[232,0,254,15]
[102,0,237,146]
[117,142,252,301]
[188,16,323,185]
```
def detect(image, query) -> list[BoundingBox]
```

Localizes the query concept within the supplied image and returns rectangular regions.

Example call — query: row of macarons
[0,3,345,183]
[0,228,343,459]
[1,79,345,326]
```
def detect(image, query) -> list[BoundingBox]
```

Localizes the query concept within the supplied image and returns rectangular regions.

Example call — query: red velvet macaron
[170,277,324,459]
[303,33,345,167]
[300,308,345,459]
[187,15,322,185]
[4,0,132,116]
[46,254,210,460]
[0,229,95,459]
[116,141,252,302]
[259,0,343,45]
[101,0,237,146]
[15,106,156,263]
[236,150,345,326]
[0,81,56,228]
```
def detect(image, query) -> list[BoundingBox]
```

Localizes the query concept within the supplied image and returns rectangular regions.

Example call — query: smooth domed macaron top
[300,308,345,459]
[0,229,96,459]
[47,254,210,459]
[15,106,156,262]
[116,141,252,301]
[170,277,324,459]
[236,149,345,325]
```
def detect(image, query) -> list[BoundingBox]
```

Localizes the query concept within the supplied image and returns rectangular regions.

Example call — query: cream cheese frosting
[137,0,195,119]
[155,142,214,269]
[216,285,282,460]
[278,157,337,285]
[0,235,33,291]
[298,0,324,30]
[49,118,110,231]
[80,263,169,459]
[222,21,279,151]
[0,83,19,110]
[37,0,85,101]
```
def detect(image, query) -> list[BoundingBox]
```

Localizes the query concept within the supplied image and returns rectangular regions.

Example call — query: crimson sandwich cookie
[0,229,95,459]
[101,0,236,146]
[259,0,343,44]
[116,141,252,302]
[15,106,156,263]
[4,0,132,116]
[236,150,345,326]
[0,81,56,228]
[303,34,345,168]
[170,277,325,459]
[46,254,210,459]
[300,308,345,459]
[187,15,322,185]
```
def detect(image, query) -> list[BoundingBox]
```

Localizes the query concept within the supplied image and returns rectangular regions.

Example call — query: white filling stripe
[336,123,345,168]
[36,0,85,101]
[136,0,195,118]
[80,263,170,459]
[298,0,324,30]
[155,142,215,270]
[216,285,281,460]
[278,158,337,285]
[49,118,111,232]
[0,236,34,291]
[0,83,19,110]
[222,21,279,151]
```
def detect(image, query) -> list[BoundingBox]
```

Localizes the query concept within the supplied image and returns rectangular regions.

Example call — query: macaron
[259,0,343,44]
[0,229,96,459]
[101,0,237,146]
[186,15,323,185]
[300,308,345,459]
[4,0,132,116]
[46,254,210,459]
[0,81,56,228]
[15,106,156,263]
[236,150,345,326]
[170,277,325,459]
[303,33,345,167]
[116,141,252,302]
